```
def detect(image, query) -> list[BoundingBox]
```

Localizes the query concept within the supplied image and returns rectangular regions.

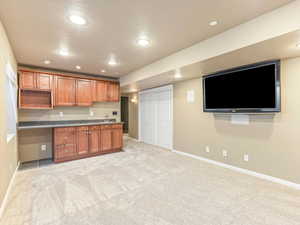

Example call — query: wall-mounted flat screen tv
[203,60,281,113]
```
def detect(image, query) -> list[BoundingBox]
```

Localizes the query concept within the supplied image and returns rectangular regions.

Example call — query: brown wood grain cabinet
[20,71,52,90]
[19,71,54,109]
[77,126,90,155]
[36,73,52,90]
[107,82,120,102]
[93,80,108,102]
[89,126,101,153]
[19,69,120,109]
[101,125,113,151]
[55,76,76,106]
[76,79,92,106]
[20,71,36,89]
[53,127,77,161]
[54,124,123,163]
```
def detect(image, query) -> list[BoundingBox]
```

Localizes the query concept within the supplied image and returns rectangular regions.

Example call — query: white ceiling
[121,30,300,93]
[0,0,293,77]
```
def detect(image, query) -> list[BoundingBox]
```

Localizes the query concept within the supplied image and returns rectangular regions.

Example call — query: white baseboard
[172,149,300,190]
[0,161,20,219]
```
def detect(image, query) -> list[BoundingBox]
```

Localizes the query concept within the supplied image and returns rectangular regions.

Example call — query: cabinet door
[55,76,76,106]
[89,126,101,153]
[76,79,92,106]
[36,73,52,90]
[112,128,123,149]
[77,126,89,155]
[19,71,36,89]
[54,127,77,160]
[107,82,120,102]
[101,128,112,151]
[96,81,108,102]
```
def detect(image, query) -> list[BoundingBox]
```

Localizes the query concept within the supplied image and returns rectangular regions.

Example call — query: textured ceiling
[0,0,294,77]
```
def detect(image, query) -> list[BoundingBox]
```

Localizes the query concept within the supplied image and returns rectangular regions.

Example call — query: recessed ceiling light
[209,21,218,26]
[101,69,106,73]
[108,59,117,66]
[76,65,81,70]
[59,49,69,56]
[44,60,51,64]
[174,68,182,79]
[69,15,86,25]
[137,38,150,47]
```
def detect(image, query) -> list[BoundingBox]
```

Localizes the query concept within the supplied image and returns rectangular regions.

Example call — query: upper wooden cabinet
[55,76,76,106]
[20,71,36,89]
[93,80,108,102]
[19,71,53,109]
[19,71,52,90]
[107,82,120,102]
[19,70,120,109]
[36,73,52,90]
[76,79,92,106]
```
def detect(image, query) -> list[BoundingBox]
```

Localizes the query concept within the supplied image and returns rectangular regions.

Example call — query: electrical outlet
[222,150,227,157]
[205,146,210,153]
[41,145,47,151]
[90,111,94,116]
[59,112,64,117]
[244,154,249,162]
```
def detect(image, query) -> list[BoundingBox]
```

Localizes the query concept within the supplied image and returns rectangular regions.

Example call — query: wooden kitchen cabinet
[19,69,120,109]
[76,79,92,106]
[101,126,113,151]
[53,127,77,162]
[19,71,52,90]
[19,71,36,89]
[77,126,89,155]
[95,80,108,102]
[36,73,52,90]
[19,70,53,109]
[112,125,123,149]
[55,76,76,106]
[53,124,123,163]
[89,126,101,153]
[107,82,120,102]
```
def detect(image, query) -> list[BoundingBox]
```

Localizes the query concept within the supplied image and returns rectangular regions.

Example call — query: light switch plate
[41,145,47,151]
[205,146,210,153]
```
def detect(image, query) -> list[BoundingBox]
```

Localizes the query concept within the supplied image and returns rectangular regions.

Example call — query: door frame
[138,85,173,150]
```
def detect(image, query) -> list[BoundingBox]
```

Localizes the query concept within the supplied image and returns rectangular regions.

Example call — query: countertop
[18,119,123,130]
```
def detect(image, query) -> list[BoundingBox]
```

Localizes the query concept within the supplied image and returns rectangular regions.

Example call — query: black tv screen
[203,60,281,113]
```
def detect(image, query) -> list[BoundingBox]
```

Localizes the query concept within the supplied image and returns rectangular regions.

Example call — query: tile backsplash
[19,102,120,122]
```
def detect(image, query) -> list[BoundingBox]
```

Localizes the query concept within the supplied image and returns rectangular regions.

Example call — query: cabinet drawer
[89,126,101,130]
[111,124,122,129]
[101,124,113,130]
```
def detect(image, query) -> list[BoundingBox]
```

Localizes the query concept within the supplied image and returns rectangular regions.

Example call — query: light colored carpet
[1,138,300,225]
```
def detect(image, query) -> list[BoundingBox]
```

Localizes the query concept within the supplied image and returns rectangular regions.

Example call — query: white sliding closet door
[139,85,173,149]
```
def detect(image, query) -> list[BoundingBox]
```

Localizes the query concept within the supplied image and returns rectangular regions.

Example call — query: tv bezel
[202,60,281,113]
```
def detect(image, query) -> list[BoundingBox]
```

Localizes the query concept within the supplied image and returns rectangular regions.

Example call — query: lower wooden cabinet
[53,124,123,163]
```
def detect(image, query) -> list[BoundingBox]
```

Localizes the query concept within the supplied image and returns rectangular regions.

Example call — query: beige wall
[174,57,300,184]
[128,93,139,139]
[0,21,18,210]
[19,102,120,122]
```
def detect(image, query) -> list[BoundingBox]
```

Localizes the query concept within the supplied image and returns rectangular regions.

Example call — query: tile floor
[1,138,300,225]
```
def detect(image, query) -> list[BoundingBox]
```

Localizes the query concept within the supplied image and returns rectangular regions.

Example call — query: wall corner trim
[172,149,300,190]
[0,161,20,220]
